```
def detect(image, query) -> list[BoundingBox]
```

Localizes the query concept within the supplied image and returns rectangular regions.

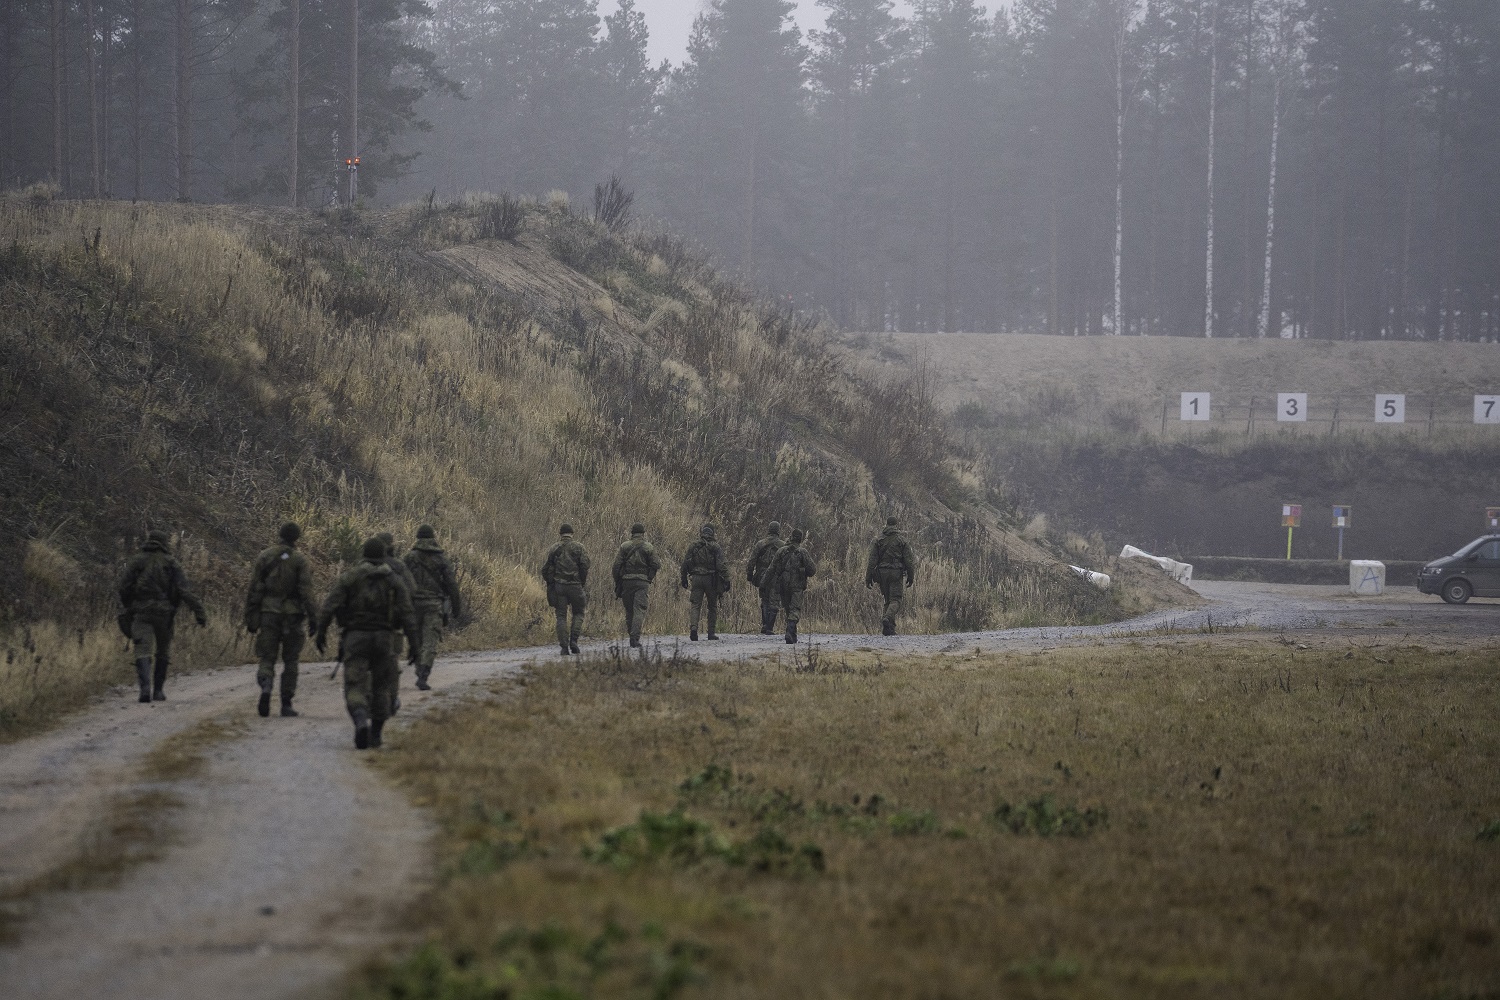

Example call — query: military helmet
[630,522,645,535]
[886,516,899,527]
[146,529,170,545]
[362,537,387,560]
[376,531,395,554]
[279,522,302,544]
[559,524,574,536]
[700,524,716,539]
[417,524,436,539]
[768,521,781,535]
[789,528,804,544]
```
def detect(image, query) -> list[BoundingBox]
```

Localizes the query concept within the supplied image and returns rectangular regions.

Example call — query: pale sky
[609,0,921,66]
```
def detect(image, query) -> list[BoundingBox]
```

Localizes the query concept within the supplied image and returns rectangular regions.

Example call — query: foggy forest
[4,0,1499,340]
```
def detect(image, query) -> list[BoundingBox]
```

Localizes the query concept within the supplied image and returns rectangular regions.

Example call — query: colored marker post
[1332,505,1352,561]
[1282,504,1302,560]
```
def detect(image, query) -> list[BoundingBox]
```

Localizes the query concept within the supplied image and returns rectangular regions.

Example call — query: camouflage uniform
[680,524,729,640]
[402,525,463,690]
[542,525,591,655]
[315,538,418,750]
[745,522,785,635]
[866,518,916,636]
[244,523,316,716]
[762,530,816,644]
[117,530,207,703]
[611,524,661,647]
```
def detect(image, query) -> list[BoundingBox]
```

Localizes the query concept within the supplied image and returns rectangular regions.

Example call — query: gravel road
[0,582,1492,1000]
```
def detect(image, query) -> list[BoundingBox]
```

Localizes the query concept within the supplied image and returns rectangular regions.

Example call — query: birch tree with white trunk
[1204,0,1219,337]
[1257,0,1287,339]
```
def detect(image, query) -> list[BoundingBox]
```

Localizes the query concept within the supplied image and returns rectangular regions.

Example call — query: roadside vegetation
[1,192,1160,738]
[356,640,1500,999]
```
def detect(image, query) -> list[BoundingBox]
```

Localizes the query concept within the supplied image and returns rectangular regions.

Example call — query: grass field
[852,332,1500,440]
[354,640,1500,999]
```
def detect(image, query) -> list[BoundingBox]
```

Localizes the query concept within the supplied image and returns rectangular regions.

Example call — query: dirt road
[0,582,1492,1000]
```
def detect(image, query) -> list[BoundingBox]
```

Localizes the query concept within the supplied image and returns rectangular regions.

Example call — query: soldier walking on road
[681,524,729,641]
[762,528,816,644]
[542,524,591,656]
[866,517,917,636]
[402,525,463,691]
[244,522,316,718]
[314,538,418,750]
[376,531,419,711]
[117,530,208,703]
[745,521,785,635]
[612,523,661,648]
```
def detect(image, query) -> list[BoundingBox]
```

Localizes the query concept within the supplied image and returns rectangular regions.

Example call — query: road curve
[0,582,1490,1000]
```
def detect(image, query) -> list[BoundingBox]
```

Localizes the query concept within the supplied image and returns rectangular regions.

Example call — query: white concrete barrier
[1120,545,1193,583]
[1069,565,1112,589]
[1350,560,1386,596]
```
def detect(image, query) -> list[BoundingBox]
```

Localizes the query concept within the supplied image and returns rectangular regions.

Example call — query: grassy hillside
[0,193,1179,735]
[845,333,1500,562]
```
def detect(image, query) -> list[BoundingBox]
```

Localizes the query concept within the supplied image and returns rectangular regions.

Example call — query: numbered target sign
[1476,395,1500,425]
[1282,504,1302,527]
[1375,394,1405,423]
[1277,393,1308,422]
[1180,392,1211,422]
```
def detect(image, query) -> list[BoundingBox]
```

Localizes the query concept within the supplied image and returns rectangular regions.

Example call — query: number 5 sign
[1277,393,1308,422]
[1476,395,1500,424]
[1180,392,1210,421]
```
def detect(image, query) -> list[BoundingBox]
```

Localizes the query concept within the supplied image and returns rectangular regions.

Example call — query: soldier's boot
[257,676,273,717]
[135,658,153,703]
[569,640,581,655]
[415,668,431,692]
[785,622,797,645]
[560,643,571,656]
[370,719,384,749]
[689,629,699,642]
[706,613,720,640]
[152,657,168,701]
[280,694,298,718]
[882,620,895,637]
[353,709,371,750]
[629,636,641,648]
[760,608,775,636]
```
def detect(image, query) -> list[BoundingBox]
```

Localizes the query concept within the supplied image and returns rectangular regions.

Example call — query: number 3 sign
[1277,393,1308,422]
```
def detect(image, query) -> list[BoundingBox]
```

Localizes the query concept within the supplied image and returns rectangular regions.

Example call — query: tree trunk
[289,0,300,206]
[348,0,359,205]
[1203,0,1218,337]
[175,0,191,200]
[1113,0,1128,336]
[1,0,15,186]
[1240,0,1255,338]
[1145,0,1161,334]
[1257,35,1280,339]
[52,0,64,185]
[743,129,756,278]
[132,0,143,200]
[101,1,113,195]
[86,0,101,198]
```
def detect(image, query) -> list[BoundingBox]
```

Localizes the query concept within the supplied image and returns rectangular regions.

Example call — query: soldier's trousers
[620,582,650,641]
[254,612,304,697]
[777,588,806,626]
[758,585,780,633]
[689,575,721,634]
[552,583,587,647]
[413,602,443,677]
[130,611,175,689]
[875,569,906,626]
[342,630,398,724]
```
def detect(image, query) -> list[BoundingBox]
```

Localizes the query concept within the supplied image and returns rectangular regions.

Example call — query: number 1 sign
[1476,396,1500,424]
[1180,392,1210,421]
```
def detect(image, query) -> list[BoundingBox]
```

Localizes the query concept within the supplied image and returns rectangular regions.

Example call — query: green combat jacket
[612,535,661,587]
[542,538,591,587]
[866,527,916,586]
[680,538,729,590]
[118,538,207,620]
[245,544,316,623]
[746,534,783,585]
[764,542,817,593]
[316,560,418,648]
[403,540,463,616]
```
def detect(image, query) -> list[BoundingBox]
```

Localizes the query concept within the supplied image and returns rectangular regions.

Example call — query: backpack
[259,547,299,598]
[622,541,653,577]
[346,564,396,625]
[131,552,180,606]
[406,550,445,597]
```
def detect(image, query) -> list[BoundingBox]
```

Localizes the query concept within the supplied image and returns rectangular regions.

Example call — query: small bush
[592,175,634,233]
[992,796,1108,838]
[477,194,525,241]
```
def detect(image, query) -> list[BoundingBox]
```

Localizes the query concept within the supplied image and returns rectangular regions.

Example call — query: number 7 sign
[1476,395,1500,425]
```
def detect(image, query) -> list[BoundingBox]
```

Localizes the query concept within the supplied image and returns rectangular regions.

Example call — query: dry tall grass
[357,641,1500,999]
[0,194,1151,735]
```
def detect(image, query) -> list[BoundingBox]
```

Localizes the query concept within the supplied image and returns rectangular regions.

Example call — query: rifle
[329,634,345,680]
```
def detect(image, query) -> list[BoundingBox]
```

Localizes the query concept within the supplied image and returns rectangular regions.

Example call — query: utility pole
[1204,0,1219,338]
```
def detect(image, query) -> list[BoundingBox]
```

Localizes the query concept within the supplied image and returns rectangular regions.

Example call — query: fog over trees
[5,0,1498,339]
